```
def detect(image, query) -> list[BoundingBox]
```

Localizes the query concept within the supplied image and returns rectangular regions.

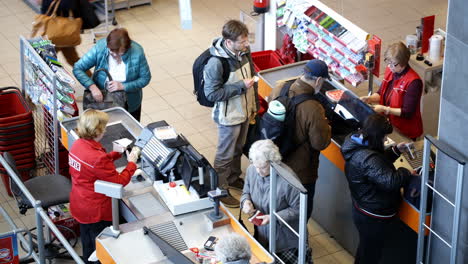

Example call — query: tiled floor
[0,0,448,263]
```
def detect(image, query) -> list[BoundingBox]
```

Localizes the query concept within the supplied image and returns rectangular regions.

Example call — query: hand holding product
[372,104,387,114]
[248,210,269,226]
[127,147,141,163]
[243,78,255,90]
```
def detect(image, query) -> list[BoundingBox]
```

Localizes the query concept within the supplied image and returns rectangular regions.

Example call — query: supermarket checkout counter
[258,62,423,264]
[60,108,274,264]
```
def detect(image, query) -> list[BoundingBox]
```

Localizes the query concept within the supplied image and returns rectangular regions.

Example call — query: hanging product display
[277,0,381,87]
[23,37,76,121]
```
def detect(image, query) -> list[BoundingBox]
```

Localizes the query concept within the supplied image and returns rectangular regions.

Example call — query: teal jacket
[73,39,151,112]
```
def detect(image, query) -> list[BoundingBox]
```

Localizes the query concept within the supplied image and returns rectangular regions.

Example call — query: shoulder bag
[31,0,82,47]
[83,69,127,110]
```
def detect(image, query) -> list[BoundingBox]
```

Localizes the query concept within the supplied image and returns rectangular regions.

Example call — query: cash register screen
[338,91,375,124]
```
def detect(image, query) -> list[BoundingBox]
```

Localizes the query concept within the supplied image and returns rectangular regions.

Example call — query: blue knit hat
[267,100,286,122]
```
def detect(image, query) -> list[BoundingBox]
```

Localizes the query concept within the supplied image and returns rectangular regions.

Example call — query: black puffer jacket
[341,134,411,216]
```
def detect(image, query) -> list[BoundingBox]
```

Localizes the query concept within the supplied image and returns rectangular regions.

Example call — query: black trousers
[304,182,316,220]
[80,221,112,264]
[124,103,142,122]
[352,206,395,264]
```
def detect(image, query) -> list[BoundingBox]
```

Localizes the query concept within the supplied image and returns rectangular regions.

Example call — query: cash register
[134,121,217,215]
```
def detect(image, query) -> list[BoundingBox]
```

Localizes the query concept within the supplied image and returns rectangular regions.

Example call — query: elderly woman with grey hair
[215,233,251,264]
[240,139,312,263]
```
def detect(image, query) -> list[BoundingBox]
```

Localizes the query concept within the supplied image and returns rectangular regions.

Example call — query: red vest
[379,67,423,139]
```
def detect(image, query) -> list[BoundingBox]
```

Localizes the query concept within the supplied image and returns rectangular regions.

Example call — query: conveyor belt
[148,221,188,252]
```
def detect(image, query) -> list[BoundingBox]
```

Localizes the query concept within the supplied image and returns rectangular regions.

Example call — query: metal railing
[269,162,308,264]
[0,155,84,264]
[416,135,467,264]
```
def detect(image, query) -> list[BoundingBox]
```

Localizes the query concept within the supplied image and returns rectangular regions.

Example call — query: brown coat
[268,78,331,184]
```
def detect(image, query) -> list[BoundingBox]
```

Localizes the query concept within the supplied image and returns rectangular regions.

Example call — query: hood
[341,134,368,161]
[209,37,247,61]
[290,78,316,95]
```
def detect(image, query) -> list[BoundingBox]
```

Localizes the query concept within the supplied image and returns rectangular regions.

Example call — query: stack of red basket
[0,87,35,196]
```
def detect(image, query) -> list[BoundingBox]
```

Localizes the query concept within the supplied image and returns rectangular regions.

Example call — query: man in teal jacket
[73,28,151,121]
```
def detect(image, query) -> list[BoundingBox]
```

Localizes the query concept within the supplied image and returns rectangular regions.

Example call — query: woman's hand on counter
[242,199,255,215]
[372,104,388,114]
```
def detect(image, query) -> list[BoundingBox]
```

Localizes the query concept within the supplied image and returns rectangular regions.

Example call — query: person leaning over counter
[268,59,331,220]
[361,42,423,140]
[73,28,151,122]
[68,109,140,264]
[341,114,416,264]
[241,139,312,264]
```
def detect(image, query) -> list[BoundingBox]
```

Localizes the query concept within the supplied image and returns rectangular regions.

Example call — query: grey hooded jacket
[203,37,257,125]
[240,162,301,251]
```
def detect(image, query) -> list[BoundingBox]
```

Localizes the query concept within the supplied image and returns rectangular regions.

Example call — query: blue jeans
[214,120,249,186]
[304,182,316,220]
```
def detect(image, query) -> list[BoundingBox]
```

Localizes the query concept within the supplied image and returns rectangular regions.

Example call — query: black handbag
[83,69,127,110]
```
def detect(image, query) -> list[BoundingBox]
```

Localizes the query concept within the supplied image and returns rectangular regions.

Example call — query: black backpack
[192,49,230,107]
[255,80,316,156]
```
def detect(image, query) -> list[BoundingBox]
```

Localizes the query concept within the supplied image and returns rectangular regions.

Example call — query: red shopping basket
[251,50,284,72]
[0,87,32,123]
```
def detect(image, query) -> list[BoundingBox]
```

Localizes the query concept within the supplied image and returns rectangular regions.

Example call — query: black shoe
[228,178,245,191]
[220,192,240,208]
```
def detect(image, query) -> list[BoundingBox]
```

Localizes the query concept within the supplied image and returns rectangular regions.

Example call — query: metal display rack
[90,0,117,43]
[276,0,381,87]
[20,36,75,176]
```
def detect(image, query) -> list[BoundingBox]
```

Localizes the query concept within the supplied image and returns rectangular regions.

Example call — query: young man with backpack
[199,20,257,207]
[268,59,332,219]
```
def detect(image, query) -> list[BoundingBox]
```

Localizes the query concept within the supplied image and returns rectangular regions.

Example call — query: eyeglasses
[384,58,399,68]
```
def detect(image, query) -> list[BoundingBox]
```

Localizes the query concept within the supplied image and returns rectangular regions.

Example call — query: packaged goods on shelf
[277,0,373,86]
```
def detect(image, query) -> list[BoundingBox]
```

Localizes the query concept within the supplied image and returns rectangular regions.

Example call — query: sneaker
[228,178,245,191]
[220,192,240,208]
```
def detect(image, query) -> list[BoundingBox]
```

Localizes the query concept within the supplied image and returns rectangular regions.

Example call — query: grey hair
[215,234,251,262]
[248,139,282,164]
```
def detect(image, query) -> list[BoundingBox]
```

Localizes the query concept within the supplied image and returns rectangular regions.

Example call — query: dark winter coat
[341,134,412,216]
[268,78,331,184]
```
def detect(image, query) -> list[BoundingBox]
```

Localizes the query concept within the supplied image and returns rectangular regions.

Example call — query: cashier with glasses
[361,42,423,140]
[68,109,140,264]
[73,28,151,122]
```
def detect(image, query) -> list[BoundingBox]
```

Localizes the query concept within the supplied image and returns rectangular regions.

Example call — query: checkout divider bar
[0,155,85,264]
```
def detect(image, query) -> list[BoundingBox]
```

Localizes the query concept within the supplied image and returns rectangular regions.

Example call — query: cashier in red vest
[68,109,139,264]
[361,42,423,140]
